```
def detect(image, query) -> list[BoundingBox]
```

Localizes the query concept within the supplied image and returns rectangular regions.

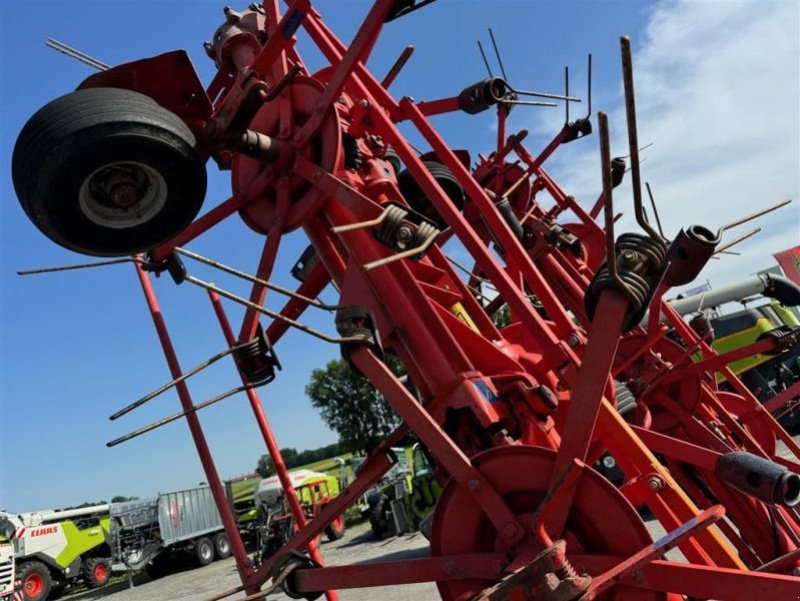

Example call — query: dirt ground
[62,436,800,601]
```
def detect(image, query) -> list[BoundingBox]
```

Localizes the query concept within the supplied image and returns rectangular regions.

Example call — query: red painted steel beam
[134,265,254,587]
[206,290,337,601]
[630,426,721,472]
[413,96,460,117]
[633,560,800,600]
[545,291,628,535]
[263,262,332,345]
[237,184,288,343]
[293,555,506,592]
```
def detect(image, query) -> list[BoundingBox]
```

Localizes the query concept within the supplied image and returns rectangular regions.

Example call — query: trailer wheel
[83,557,111,588]
[12,87,207,257]
[18,561,52,601]
[324,515,346,541]
[195,537,215,566]
[144,555,170,580]
[213,533,231,559]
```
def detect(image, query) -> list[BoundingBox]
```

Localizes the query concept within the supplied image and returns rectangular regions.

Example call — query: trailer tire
[324,515,346,541]
[12,87,207,257]
[213,533,231,559]
[18,561,51,601]
[195,537,215,566]
[144,555,170,580]
[83,557,111,588]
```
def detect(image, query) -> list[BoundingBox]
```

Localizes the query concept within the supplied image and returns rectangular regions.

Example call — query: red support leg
[134,264,254,588]
[207,289,338,601]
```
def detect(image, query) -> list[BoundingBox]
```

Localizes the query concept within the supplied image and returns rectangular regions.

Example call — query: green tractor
[363,443,441,539]
[668,272,800,426]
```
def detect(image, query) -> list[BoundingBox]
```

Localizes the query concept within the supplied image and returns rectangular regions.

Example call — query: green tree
[306,358,402,453]
[110,495,139,503]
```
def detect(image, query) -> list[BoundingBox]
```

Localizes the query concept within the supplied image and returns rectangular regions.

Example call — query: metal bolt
[648,476,663,491]
[566,333,580,347]
[467,479,480,492]
[502,522,518,539]
[620,249,638,268]
[397,226,413,243]
[358,98,369,108]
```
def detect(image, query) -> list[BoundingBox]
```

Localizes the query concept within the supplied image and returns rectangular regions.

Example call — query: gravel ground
[64,434,800,601]
[66,521,439,601]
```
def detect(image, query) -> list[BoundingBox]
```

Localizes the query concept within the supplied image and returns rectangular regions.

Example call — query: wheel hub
[79,161,167,229]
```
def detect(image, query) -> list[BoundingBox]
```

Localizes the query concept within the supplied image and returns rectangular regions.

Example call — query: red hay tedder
[12,1,800,599]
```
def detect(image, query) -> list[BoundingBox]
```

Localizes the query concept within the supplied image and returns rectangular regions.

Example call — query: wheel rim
[94,563,108,582]
[431,446,661,601]
[78,161,168,229]
[334,515,344,532]
[24,573,43,597]
[201,543,212,560]
[219,537,229,554]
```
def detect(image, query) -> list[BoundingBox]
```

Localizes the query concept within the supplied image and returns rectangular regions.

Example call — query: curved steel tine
[599,112,637,304]
[620,36,665,243]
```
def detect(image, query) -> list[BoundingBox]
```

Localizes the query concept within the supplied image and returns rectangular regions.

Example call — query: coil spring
[375,205,409,246]
[234,336,277,384]
[410,221,440,258]
[591,268,650,311]
[554,557,580,581]
[616,233,667,272]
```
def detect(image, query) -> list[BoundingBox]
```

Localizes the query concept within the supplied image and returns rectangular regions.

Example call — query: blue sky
[1,1,797,511]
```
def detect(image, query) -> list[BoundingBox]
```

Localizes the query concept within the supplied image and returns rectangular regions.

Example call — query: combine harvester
[12,1,800,599]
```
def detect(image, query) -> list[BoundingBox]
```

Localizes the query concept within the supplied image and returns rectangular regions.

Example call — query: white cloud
[538,0,799,288]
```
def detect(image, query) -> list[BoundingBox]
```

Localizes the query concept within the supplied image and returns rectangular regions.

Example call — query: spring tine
[599,112,636,303]
[718,198,792,235]
[330,206,392,233]
[507,86,580,102]
[487,28,508,82]
[361,234,437,271]
[714,227,761,255]
[599,113,618,279]
[108,342,253,421]
[477,40,493,78]
[17,257,140,275]
[381,45,414,88]
[46,37,110,71]
[620,36,665,243]
[645,182,665,238]
[564,65,570,123]
[174,247,340,311]
[500,99,558,108]
[586,53,592,117]
[107,384,260,447]
[183,275,361,344]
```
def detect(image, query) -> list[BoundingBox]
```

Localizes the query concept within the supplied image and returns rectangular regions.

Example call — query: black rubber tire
[12,87,207,257]
[397,160,464,228]
[195,537,215,566]
[18,561,52,601]
[144,554,170,580]
[368,494,392,540]
[324,515,346,541]
[213,532,232,559]
[82,557,111,588]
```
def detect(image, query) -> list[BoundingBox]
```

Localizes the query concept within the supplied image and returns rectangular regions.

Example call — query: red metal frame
[22,1,800,599]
